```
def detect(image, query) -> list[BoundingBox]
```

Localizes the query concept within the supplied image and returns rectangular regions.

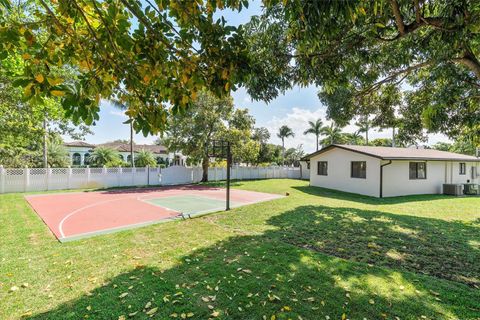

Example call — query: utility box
[463,183,479,195]
[443,184,463,196]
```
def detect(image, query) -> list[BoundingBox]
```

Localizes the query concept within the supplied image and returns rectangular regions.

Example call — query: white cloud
[264,107,451,154]
[265,107,327,153]
[109,110,128,118]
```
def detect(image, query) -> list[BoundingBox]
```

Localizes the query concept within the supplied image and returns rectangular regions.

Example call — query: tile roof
[65,142,168,154]
[302,144,479,161]
[63,141,96,148]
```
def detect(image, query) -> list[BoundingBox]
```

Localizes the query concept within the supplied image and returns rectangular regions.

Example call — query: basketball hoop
[207,140,232,211]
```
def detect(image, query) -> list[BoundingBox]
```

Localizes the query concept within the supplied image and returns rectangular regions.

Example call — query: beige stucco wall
[309,148,381,197]
[309,147,480,198]
[381,160,480,197]
[444,161,480,184]
[382,160,443,197]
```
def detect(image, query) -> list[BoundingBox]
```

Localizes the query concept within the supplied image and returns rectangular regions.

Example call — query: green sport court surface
[25,185,284,242]
[144,195,241,216]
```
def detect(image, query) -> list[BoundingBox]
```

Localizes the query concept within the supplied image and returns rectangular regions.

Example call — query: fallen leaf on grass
[119,292,128,298]
[146,307,158,315]
[20,310,33,317]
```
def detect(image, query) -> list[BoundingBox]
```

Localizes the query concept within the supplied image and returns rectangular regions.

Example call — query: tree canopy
[0,53,91,167]
[160,90,257,181]
[243,0,480,142]
[0,0,250,134]
[1,0,478,144]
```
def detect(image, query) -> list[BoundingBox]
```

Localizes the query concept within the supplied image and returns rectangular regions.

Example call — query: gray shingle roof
[302,144,479,161]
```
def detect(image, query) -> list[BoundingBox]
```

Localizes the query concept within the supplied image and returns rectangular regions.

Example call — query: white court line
[58,197,131,238]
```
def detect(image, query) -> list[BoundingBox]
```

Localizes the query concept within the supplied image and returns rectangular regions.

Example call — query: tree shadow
[89,184,233,194]
[293,185,466,205]
[267,205,480,287]
[28,207,480,319]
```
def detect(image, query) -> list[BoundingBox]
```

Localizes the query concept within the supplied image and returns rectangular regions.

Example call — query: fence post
[86,166,91,185]
[0,165,4,194]
[67,166,72,189]
[132,166,136,186]
[118,166,122,187]
[24,166,30,192]
[146,165,150,186]
[46,166,51,190]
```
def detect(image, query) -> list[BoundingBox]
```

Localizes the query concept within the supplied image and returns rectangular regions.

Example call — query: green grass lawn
[1,179,479,320]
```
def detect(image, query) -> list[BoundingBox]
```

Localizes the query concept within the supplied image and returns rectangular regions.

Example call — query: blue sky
[76,0,448,154]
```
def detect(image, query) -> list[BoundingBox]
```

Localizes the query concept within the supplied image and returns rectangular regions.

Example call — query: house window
[306,162,310,170]
[317,161,328,176]
[72,153,81,166]
[351,161,366,179]
[459,163,466,175]
[409,162,427,179]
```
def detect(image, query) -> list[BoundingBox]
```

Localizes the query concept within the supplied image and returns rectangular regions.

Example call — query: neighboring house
[64,141,186,166]
[64,141,96,166]
[301,144,480,198]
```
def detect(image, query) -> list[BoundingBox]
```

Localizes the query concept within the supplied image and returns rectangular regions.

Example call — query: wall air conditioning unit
[443,184,463,196]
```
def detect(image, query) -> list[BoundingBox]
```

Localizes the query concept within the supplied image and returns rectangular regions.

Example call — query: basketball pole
[226,142,231,211]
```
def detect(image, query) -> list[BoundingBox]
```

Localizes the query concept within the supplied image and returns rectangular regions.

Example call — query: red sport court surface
[25,185,282,242]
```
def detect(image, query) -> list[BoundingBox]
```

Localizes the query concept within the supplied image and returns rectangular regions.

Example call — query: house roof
[95,142,168,154]
[65,141,168,154]
[63,141,95,148]
[302,144,480,162]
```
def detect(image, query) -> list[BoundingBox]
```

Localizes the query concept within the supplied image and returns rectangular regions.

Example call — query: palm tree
[89,147,119,167]
[303,119,323,151]
[277,125,295,165]
[319,123,344,146]
[46,141,69,168]
[110,99,135,167]
[355,116,372,145]
[134,150,157,167]
[252,127,270,145]
[345,131,364,145]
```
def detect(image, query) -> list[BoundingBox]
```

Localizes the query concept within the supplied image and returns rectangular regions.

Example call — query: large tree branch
[390,0,406,35]
[414,0,421,23]
[453,53,480,79]
[357,61,431,96]
[378,16,454,42]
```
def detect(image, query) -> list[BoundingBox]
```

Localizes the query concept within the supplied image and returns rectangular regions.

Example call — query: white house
[301,144,480,197]
[64,141,187,166]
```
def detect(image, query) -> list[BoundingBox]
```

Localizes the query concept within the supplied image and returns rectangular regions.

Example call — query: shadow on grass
[293,185,463,205]
[268,205,480,287]
[87,184,236,194]
[28,207,480,319]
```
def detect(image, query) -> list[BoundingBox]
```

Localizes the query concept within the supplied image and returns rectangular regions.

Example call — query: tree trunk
[282,138,285,165]
[316,135,319,151]
[201,155,209,182]
[43,118,48,168]
[130,122,135,167]
[365,129,369,145]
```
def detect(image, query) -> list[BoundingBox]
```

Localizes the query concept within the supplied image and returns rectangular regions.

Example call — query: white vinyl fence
[0,165,302,194]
